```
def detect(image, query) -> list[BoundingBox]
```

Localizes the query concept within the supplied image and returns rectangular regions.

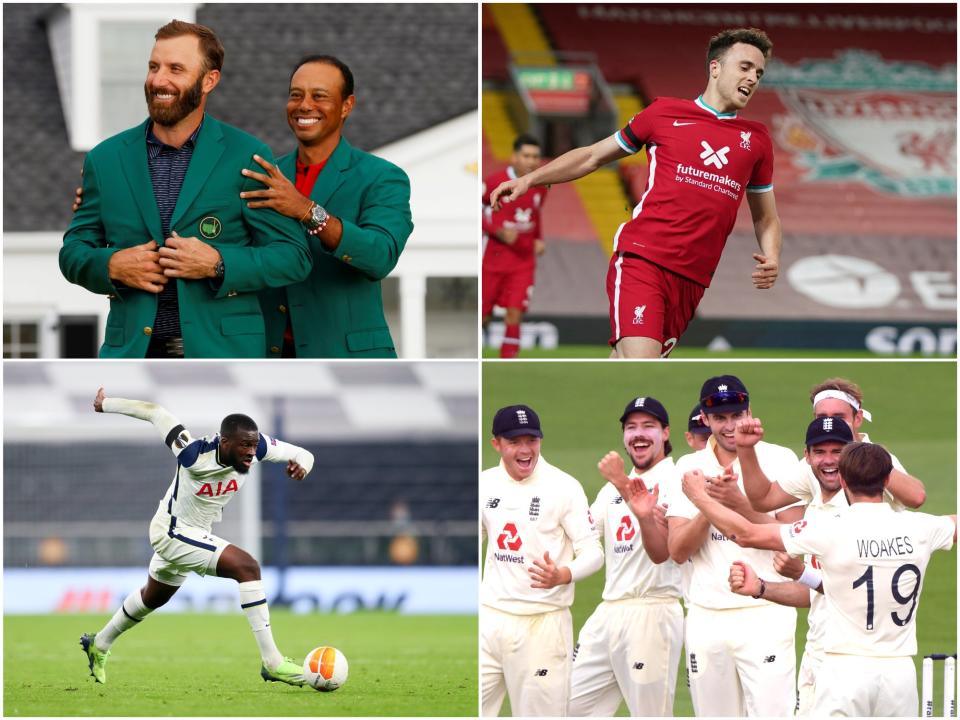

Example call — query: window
[4,321,41,358]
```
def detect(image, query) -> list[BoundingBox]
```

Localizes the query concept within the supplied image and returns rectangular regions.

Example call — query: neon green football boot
[260,656,305,687]
[80,633,110,684]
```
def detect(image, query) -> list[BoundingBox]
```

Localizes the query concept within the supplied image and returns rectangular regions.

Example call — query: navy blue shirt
[146,120,202,340]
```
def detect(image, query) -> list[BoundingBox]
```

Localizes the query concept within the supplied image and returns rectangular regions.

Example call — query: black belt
[146,336,184,358]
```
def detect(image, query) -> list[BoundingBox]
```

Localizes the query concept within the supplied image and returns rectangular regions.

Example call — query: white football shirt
[592,457,682,601]
[781,503,954,656]
[158,431,314,532]
[668,436,798,609]
[481,454,602,614]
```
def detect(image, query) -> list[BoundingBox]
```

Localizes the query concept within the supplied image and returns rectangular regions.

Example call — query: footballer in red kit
[482,135,548,358]
[491,29,781,359]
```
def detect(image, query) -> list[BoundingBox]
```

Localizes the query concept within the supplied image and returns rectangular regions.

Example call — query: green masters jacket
[260,137,413,357]
[60,115,312,358]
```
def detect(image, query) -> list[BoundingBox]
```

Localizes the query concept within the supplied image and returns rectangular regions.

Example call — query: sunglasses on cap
[701,391,749,408]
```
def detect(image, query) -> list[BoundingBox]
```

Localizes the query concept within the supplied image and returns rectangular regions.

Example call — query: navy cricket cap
[688,403,711,434]
[805,416,854,447]
[700,375,750,413]
[492,404,543,438]
[619,396,669,426]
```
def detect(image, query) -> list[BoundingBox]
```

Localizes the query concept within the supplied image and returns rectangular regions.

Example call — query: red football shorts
[606,253,705,357]
[482,266,535,316]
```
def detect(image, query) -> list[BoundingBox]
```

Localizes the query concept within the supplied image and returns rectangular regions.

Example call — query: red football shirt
[614,96,774,287]
[482,166,549,272]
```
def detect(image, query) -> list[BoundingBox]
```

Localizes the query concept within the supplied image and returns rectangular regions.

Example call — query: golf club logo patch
[199,216,222,239]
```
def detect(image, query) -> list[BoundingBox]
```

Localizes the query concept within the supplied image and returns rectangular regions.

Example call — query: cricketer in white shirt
[481,407,603,717]
[667,433,799,717]
[569,455,683,717]
[681,442,957,717]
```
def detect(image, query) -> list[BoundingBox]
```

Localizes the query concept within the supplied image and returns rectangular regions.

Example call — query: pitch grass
[483,346,937,358]
[4,612,477,716]
[483,360,957,716]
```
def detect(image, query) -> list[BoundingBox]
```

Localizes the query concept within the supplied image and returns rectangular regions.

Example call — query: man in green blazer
[239,55,413,358]
[60,21,311,359]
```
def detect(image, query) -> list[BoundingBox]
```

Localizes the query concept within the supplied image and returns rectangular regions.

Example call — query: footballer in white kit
[683,442,957,718]
[481,404,603,717]
[80,388,314,687]
[666,375,800,717]
[569,397,683,717]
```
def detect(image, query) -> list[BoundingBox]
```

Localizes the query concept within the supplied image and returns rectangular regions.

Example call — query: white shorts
[569,597,683,716]
[685,603,797,717]
[481,604,573,717]
[812,654,917,717]
[796,649,822,717]
[147,513,229,587]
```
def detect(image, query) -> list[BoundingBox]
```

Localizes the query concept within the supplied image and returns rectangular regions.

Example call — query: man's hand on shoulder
[107,240,167,293]
[239,154,313,220]
[93,387,106,413]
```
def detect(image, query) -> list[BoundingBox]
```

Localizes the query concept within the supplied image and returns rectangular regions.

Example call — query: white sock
[96,588,153,652]
[239,580,283,670]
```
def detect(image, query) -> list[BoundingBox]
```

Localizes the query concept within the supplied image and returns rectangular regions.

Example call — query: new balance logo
[633,661,645,670]
[700,140,730,169]
[764,655,776,663]
[534,669,548,677]
[633,305,646,325]
[485,497,500,509]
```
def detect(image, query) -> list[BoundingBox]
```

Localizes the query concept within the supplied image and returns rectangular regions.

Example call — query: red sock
[500,323,521,358]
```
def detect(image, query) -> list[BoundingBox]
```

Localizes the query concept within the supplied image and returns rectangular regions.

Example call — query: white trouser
[796,648,822,716]
[569,597,683,716]
[812,654,917,717]
[481,604,574,717]
[685,603,797,717]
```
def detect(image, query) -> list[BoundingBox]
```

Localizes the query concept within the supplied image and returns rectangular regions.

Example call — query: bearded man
[60,19,311,358]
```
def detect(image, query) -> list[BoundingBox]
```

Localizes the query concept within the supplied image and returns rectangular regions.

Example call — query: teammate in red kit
[490,29,782,358]
[482,135,548,358]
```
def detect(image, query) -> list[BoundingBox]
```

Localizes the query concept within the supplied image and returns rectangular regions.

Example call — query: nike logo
[673,120,696,126]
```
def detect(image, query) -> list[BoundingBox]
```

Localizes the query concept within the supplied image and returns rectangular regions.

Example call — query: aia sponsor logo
[616,515,636,542]
[497,523,522,551]
[197,478,238,497]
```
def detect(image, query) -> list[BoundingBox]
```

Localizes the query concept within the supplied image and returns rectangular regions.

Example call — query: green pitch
[5,612,477,716]
[483,360,956,716]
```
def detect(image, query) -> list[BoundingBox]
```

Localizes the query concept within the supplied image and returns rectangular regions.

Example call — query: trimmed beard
[145,73,205,127]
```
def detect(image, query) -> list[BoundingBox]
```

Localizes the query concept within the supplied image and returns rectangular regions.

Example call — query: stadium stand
[483,3,956,353]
